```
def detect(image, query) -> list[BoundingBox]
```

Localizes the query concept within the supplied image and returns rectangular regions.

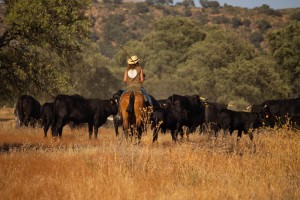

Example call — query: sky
[191,0,300,9]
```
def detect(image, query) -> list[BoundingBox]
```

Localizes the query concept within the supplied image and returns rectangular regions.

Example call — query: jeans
[141,87,152,105]
[119,87,152,105]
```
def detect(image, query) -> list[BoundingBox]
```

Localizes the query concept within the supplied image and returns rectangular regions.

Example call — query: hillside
[88,2,300,57]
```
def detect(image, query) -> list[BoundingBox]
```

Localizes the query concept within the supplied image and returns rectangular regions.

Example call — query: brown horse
[119,91,145,142]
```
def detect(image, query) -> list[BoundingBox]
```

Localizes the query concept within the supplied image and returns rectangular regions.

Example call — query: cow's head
[109,98,119,115]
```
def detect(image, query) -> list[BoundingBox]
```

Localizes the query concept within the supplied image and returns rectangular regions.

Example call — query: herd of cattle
[13,91,300,142]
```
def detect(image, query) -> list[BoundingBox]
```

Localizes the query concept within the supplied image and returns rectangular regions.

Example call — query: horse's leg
[136,118,143,142]
[122,116,129,140]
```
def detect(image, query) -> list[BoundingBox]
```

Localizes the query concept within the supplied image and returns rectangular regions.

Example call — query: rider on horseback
[116,55,152,120]
[123,55,152,106]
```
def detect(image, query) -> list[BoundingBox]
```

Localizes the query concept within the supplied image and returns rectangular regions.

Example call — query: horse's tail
[126,91,135,113]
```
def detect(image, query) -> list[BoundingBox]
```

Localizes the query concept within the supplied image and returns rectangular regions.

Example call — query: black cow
[202,101,228,136]
[157,99,170,109]
[151,105,187,142]
[219,109,264,140]
[52,94,118,138]
[14,95,41,127]
[40,102,54,137]
[248,97,300,128]
[167,94,205,137]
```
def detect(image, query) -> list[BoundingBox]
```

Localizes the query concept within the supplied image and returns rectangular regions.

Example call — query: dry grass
[0,107,299,200]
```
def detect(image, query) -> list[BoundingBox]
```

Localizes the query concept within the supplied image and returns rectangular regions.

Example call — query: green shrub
[212,15,230,24]
[249,32,264,48]
[290,11,300,21]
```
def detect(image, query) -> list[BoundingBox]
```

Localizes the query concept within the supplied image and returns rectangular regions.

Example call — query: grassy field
[0,107,299,199]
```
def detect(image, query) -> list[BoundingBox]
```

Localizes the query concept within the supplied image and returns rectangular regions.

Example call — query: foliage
[256,19,272,32]
[145,0,173,6]
[141,17,206,77]
[290,11,300,21]
[194,12,209,25]
[255,4,282,17]
[242,19,251,27]
[68,40,121,99]
[267,21,300,97]
[175,29,256,102]
[101,13,139,57]
[231,17,243,28]
[200,0,220,8]
[212,15,230,24]
[0,0,91,105]
[134,2,149,14]
[214,56,290,105]
[249,32,264,48]
[182,0,195,8]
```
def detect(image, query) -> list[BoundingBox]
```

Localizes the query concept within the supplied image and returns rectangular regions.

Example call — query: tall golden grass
[0,107,299,200]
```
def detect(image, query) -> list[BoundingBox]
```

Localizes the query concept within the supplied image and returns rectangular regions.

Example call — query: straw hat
[127,55,139,64]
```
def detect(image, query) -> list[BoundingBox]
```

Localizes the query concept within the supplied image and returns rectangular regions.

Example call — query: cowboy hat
[127,55,139,64]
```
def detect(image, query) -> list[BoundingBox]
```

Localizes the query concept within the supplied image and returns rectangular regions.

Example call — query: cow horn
[245,105,252,110]
[199,96,206,101]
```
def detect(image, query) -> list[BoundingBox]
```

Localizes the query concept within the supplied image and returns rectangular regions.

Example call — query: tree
[214,56,291,106]
[68,40,121,99]
[182,0,195,8]
[175,29,255,101]
[141,17,206,77]
[267,22,300,97]
[200,0,220,8]
[0,0,91,105]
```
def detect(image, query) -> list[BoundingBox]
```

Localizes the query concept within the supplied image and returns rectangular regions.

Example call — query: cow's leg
[237,130,242,141]
[24,115,30,126]
[170,130,177,142]
[58,126,63,138]
[213,124,219,139]
[178,128,185,141]
[88,123,93,139]
[185,128,190,141]
[44,122,50,137]
[113,117,119,137]
[247,130,254,141]
[153,127,160,142]
[53,119,63,137]
[94,125,99,139]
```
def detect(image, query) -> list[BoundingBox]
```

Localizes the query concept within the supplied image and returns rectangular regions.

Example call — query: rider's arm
[123,70,127,83]
[140,68,144,84]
